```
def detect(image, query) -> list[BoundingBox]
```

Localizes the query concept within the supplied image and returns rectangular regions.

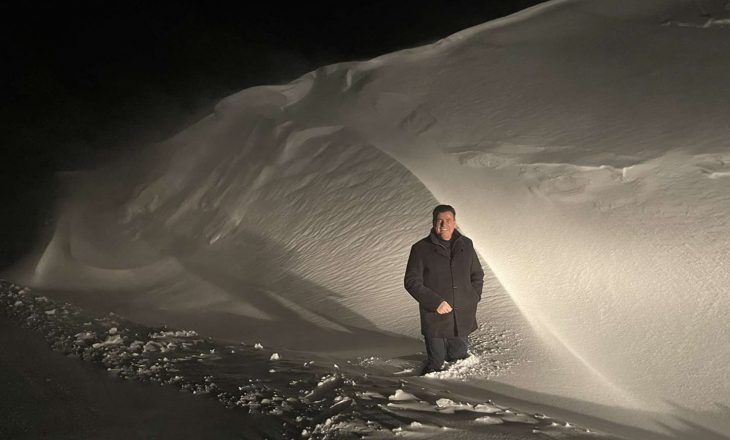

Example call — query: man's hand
[436,301,453,314]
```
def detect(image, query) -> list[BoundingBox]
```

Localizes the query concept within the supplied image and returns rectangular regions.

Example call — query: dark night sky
[1,0,547,269]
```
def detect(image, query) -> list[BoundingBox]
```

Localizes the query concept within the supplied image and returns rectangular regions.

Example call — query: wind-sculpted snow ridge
[309,0,730,435]
[10,0,730,437]
[1,279,623,439]
[70,114,438,338]
[661,0,730,28]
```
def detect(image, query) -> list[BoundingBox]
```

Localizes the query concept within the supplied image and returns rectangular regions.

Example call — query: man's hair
[432,204,456,223]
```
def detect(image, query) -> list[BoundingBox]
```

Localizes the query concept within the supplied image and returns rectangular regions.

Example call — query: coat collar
[428,228,464,258]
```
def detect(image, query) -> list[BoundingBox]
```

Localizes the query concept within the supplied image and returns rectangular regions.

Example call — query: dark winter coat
[404,228,484,337]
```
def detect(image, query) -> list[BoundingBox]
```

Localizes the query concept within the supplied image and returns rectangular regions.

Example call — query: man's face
[434,211,456,240]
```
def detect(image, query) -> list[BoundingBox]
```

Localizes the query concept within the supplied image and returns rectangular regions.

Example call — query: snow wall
[14,0,730,436]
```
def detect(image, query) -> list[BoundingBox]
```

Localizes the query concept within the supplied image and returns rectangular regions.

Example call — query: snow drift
[10,0,730,436]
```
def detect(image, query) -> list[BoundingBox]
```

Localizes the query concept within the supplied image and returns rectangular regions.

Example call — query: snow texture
[5,0,730,437]
[0,280,617,439]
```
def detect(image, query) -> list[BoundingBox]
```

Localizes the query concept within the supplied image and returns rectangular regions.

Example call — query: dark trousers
[423,335,469,373]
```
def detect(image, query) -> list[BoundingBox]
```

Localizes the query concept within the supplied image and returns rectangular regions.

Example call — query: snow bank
[9,0,730,436]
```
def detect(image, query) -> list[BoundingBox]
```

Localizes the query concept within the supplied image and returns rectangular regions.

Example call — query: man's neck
[437,235,453,250]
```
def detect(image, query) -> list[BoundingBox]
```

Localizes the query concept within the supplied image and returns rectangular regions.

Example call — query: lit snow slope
[17,0,730,436]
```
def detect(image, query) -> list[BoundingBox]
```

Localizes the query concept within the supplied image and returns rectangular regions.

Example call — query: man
[404,205,484,375]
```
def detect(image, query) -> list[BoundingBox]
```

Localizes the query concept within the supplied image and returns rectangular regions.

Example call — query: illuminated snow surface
[5,0,730,438]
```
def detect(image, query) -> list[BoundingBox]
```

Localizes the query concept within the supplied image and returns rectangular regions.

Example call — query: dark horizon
[1,0,547,269]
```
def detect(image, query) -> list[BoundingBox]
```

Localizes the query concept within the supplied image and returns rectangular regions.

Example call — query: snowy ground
[1,280,629,439]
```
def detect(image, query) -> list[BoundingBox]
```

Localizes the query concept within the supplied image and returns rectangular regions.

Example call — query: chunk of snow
[474,416,503,425]
[143,341,164,352]
[473,403,501,413]
[389,389,418,401]
[435,398,474,414]
[92,335,123,348]
[500,413,538,424]
[386,401,435,412]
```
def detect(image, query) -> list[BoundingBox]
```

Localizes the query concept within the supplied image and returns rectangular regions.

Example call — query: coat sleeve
[470,246,485,301]
[404,245,445,312]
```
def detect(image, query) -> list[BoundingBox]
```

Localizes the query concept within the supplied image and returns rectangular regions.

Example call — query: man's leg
[445,336,469,362]
[422,336,447,374]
